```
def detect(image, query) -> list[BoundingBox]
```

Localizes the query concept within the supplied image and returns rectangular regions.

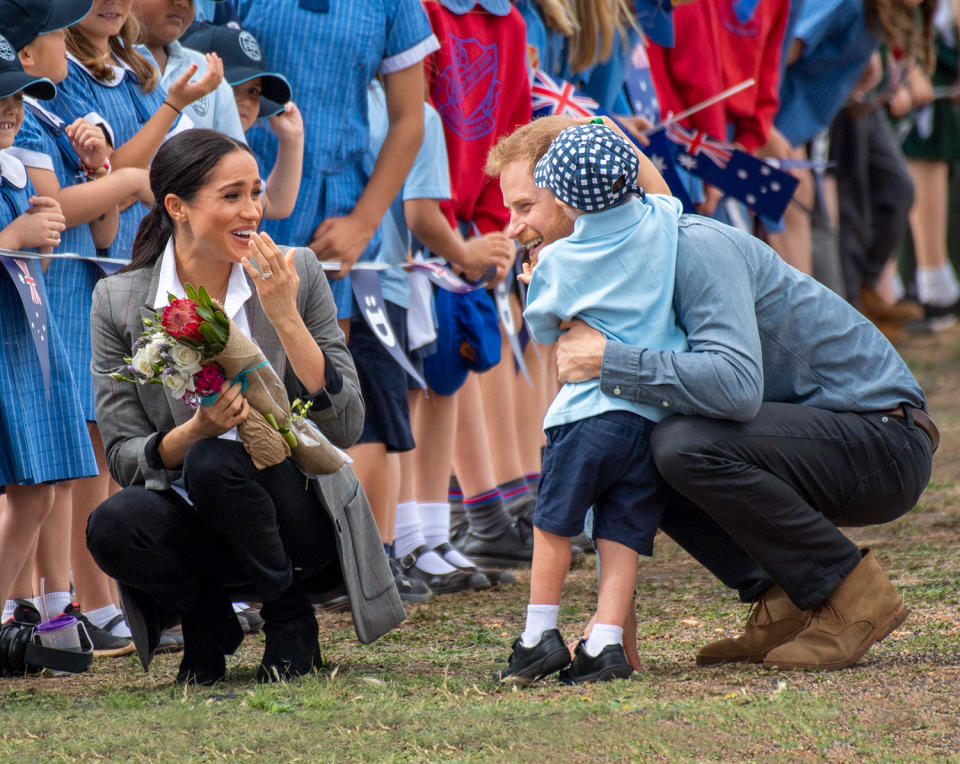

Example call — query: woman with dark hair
[85,129,403,685]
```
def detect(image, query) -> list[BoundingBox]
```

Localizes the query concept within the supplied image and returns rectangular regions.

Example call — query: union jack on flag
[531,70,600,119]
[665,123,734,169]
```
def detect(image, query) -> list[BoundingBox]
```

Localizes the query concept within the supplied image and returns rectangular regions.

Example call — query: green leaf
[184,283,199,302]
[264,412,279,430]
[198,285,212,307]
[196,306,215,323]
[199,323,221,345]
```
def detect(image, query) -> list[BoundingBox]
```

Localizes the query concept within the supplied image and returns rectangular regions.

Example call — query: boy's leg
[588,539,638,656]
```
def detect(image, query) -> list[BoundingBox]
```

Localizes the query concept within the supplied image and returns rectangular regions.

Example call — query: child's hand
[462,231,515,284]
[66,119,109,170]
[268,101,304,143]
[308,213,376,278]
[517,260,533,286]
[166,54,224,111]
[6,196,66,250]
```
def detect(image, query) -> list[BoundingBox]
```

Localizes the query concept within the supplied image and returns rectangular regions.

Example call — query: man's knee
[650,416,715,486]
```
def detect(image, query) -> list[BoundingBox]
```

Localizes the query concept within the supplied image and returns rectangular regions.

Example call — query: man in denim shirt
[487,116,938,672]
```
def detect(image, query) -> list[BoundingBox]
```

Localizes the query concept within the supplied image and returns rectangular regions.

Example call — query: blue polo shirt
[524,194,689,430]
[367,81,451,309]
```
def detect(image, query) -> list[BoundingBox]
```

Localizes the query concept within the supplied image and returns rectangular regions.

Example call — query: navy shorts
[349,300,415,452]
[534,410,668,556]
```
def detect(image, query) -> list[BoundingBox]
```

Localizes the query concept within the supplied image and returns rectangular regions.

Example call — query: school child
[495,124,688,684]
[7,0,151,654]
[179,21,303,219]
[133,0,246,142]
[47,0,222,258]
[237,0,438,321]
[0,45,97,624]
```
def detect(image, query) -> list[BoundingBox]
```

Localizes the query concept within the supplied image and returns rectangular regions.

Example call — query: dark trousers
[651,402,932,609]
[87,439,339,614]
[830,107,915,305]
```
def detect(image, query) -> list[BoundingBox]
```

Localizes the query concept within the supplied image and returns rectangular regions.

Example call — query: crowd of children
[1,0,955,683]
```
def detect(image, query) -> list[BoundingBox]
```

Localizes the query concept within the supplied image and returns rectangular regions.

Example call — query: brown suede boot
[762,550,908,671]
[696,584,810,666]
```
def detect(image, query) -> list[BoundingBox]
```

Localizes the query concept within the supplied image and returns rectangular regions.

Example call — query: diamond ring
[262,271,273,279]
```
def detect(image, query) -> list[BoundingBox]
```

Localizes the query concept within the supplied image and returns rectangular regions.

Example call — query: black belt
[881,405,940,453]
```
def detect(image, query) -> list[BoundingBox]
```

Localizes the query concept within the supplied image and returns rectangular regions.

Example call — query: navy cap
[534,124,642,212]
[0,0,93,52]
[180,21,291,119]
[634,0,675,49]
[0,34,56,100]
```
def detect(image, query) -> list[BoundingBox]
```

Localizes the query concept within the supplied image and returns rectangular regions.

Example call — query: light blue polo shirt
[524,193,689,430]
[137,40,246,143]
[367,81,451,309]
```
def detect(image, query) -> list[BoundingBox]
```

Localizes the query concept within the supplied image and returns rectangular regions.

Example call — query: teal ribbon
[200,360,270,407]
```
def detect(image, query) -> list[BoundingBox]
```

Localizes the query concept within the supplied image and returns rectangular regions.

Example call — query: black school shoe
[558,640,633,685]
[494,629,571,684]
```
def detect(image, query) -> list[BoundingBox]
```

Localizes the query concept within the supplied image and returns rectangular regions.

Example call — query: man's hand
[556,319,606,383]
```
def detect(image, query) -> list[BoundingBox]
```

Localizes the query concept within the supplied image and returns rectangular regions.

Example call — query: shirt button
[662,401,670,407]
[881,416,888,423]
[613,386,621,396]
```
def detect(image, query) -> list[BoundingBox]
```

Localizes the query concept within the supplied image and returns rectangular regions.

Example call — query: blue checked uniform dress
[13,102,103,420]
[237,0,438,318]
[0,156,97,486]
[47,55,170,260]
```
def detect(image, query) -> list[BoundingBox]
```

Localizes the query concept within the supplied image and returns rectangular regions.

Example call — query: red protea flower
[193,363,226,398]
[161,298,203,342]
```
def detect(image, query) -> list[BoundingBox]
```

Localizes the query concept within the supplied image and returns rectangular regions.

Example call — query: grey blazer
[90,247,404,654]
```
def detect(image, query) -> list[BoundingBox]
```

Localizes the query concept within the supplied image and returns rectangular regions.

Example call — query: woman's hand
[4,196,65,250]
[241,231,300,330]
[165,54,224,111]
[190,380,249,438]
[66,118,109,170]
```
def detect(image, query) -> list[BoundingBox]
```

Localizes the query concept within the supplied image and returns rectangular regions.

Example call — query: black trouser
[651,402,932,610]
[86,439,339,614]
[830,106,915,305]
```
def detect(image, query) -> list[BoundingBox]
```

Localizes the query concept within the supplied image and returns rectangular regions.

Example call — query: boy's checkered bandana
[533,124,642,212]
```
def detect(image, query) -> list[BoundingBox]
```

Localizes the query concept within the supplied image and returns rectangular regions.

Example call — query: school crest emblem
[0,35,15,61]
[238,31,262,62]
[435,35,500,141]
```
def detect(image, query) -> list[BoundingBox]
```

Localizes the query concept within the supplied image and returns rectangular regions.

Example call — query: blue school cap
[0,36,56,100]
[533,123,642,212]
[0,0,93,52]
[634,0,675,48]
[423,287,501,396]
[180,21,292,119]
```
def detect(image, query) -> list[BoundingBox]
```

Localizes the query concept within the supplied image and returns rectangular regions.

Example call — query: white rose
[131,348,154,380]
[144,333,167,364]
[169,342,203,376]
[161,370,194,399]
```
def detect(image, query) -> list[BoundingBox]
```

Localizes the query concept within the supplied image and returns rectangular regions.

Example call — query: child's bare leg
[0,484,55,606]
[529,527,570,605]
[32,483,73,616]
[594,539,638,627]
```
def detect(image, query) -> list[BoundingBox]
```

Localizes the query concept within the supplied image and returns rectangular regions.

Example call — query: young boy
[179,21,303,220]
[496,123,689,685]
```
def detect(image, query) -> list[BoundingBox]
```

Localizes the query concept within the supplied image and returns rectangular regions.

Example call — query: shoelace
[812,597,846,625]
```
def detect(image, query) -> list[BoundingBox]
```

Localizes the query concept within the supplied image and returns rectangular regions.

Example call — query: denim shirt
[599,215,925,419]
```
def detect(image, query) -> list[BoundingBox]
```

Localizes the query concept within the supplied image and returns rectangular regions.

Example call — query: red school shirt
[423,1,532,235]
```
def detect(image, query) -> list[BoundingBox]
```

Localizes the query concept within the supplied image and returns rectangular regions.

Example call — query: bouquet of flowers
[112,284,349,474]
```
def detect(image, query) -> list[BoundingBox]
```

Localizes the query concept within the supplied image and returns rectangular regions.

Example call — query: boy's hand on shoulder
[269,101,304,143]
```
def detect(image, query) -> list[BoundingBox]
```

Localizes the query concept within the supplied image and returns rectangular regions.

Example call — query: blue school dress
[46,54,170,260]
[0,151,97,486]
[12,100,102,420]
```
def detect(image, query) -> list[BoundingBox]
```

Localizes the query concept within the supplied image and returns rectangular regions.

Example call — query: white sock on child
[521,604,559,647]
[917,264,960,306]
[33,591,71,619]
[1,599,16,622]
[85,603,132,637]
[584,623,623,657]
[394,501,458,575]
[420,501,476,569]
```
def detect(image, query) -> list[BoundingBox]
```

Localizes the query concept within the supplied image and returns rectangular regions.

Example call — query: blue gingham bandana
[534,123,642,212]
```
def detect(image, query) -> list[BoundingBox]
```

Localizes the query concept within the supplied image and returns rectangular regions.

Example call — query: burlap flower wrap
[208,307,349,475]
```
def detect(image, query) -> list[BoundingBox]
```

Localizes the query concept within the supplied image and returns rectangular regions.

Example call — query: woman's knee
[85,491,139,573]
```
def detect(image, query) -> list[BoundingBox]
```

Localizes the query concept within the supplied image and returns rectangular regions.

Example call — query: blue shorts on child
[533,410,668,556]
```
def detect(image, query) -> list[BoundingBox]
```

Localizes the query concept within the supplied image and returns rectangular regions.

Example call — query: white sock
[394,501,457,575]
[33,591,71,620]
[916,264,960,306]
[2,599,16,622]
[420,501,476,569]
[585,623,623,657]
[85,603,131,637]
[521,603,559,647]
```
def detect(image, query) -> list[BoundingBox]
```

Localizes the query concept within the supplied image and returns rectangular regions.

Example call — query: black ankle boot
[257,584,322,683]
[176,586,243,686]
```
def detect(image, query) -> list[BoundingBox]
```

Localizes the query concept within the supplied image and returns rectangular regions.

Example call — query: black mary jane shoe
[398,544,479,594]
